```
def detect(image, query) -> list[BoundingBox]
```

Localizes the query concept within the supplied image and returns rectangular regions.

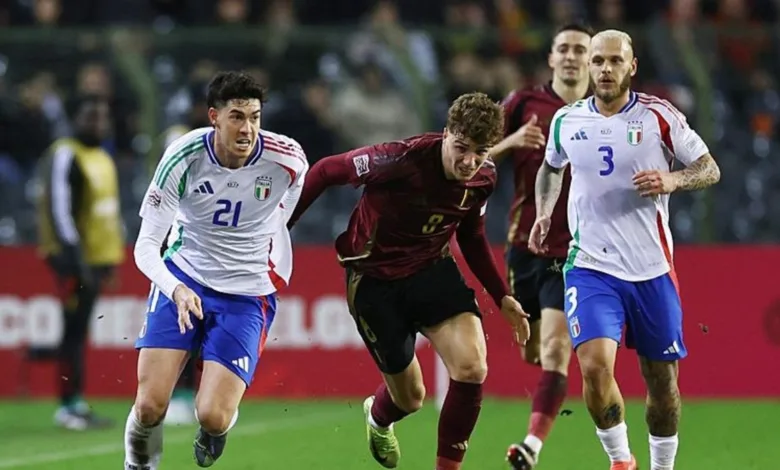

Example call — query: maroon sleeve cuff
[287,155,353,228]
[456,212,509,308]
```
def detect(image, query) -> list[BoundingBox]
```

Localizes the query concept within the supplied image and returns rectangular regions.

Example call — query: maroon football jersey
[330,133,497,279]
[502,83,572,258]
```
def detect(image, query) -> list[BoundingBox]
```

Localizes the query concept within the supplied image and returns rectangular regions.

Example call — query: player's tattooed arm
[535,161,565,218]
[671,154,721,191]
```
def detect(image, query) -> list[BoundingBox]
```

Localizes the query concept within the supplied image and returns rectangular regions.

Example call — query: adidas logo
[450,441,469,451]
[232,356,250,373]
[662,341,681,355]
[570,129,588,140]
[194,181,214,194]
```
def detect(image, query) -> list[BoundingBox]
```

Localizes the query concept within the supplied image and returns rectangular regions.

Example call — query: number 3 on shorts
[565,286,578,318]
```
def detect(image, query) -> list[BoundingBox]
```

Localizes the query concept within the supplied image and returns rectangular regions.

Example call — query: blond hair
[592,29,634,56]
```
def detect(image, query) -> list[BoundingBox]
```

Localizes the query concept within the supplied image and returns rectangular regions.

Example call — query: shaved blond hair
[591,29,634,57]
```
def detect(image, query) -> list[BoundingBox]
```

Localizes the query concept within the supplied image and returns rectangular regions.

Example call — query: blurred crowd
[1,0,780,244]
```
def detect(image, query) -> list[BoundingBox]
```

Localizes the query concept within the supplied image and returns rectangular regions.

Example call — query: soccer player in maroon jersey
[488,23,593,469]
[288,92,530,470]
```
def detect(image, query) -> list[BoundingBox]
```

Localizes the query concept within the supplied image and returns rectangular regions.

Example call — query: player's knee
[579,357,615,395]
[196,404,234,435]
[540,332,571,370]
[449,355,488,384]
[134,395,169,427]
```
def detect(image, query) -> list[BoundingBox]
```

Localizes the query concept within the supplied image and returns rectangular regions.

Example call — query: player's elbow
[133,235,157,276]
[710,159,721,184]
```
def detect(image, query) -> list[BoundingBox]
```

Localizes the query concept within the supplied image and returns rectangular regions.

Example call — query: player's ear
[207,107,219,127]
[547,52,555,69]
[630,58,638,77]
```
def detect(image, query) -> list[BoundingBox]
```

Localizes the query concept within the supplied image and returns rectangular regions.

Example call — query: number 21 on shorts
[599,145,614,176]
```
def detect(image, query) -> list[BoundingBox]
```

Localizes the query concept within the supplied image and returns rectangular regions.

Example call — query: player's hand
[632,170,678,197]
[500,296,531,345]
[507,114,546,149]
[172,284,204,334]
[528,216,552,255]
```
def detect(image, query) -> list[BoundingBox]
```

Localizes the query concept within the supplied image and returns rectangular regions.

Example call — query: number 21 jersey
[140,127,309,296]
[546,92,709,281]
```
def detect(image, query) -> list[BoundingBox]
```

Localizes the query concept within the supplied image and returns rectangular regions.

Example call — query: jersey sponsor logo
[146,190,162,208]
[627,121,643,145]
[352,154,370,176]
[254,176,272,200]
[228,181,239,188]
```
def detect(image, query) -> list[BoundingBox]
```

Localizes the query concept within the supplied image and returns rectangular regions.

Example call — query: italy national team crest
[627,121,643,146]
[254,176,272,200]
[569,317,581,339]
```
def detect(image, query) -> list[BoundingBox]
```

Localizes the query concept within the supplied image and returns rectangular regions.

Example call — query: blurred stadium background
[0,0,779,468]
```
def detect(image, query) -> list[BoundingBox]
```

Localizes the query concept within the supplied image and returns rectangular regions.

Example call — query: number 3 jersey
[546,92,709,281]
[140,127,309,296]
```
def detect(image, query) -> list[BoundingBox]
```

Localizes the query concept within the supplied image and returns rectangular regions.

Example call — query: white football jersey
[140,127,309,296]
[546,92,709,281]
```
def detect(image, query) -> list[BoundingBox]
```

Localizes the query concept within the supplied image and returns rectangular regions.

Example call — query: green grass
[0,399,777,469]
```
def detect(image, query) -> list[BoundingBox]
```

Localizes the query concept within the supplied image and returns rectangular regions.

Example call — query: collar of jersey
[203,129,264,168]
[588,91,638,115]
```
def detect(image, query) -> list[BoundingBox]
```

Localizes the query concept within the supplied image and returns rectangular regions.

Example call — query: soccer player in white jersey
[529,30,720,470]
[124,71,308,470]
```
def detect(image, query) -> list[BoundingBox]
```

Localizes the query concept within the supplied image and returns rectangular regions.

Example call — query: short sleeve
[545,109,570,168]
[647,98,709,166]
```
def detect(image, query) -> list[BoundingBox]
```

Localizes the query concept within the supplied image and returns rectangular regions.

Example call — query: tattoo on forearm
[641,358,682,437]
[597,403,624,428]
[673,154,721,191]
[535,162,564,217]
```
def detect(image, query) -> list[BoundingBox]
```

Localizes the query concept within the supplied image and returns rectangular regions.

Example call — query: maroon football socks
[370,383,410,428]
[527,371,568,443]
[436,380,483,469]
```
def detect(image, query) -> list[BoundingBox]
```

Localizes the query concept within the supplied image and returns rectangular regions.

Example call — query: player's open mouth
[236,138,252,151]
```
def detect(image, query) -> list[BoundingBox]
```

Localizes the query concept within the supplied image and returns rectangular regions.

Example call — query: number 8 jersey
[140,127,309,296]
[546,92,709,281]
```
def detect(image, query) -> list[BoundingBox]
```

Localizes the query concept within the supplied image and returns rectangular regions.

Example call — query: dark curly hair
[206,71,267,109]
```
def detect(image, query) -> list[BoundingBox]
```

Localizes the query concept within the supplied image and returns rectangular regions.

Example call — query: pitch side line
[0,410,347,468]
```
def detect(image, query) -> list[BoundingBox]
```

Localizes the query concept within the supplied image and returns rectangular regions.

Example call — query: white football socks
[124,406,163,469]
[596,422,632,463]
[523,434,544,455]
[195,407,239,436]
[649,434,678,470]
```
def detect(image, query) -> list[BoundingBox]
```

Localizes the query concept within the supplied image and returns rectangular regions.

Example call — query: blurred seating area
[1,0,779,245]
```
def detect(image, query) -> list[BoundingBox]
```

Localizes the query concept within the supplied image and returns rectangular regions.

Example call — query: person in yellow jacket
[37,94,124,430]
